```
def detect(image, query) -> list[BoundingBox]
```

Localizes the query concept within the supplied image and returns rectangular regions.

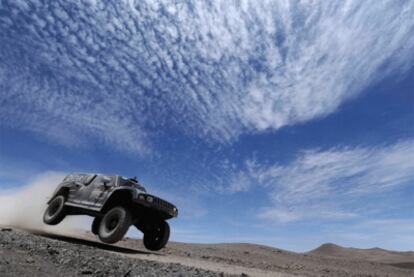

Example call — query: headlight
[146,196,153,203]
[138,194,145,201]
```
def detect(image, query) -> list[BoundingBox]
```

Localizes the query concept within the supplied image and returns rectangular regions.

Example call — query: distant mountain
[310,243,414,269]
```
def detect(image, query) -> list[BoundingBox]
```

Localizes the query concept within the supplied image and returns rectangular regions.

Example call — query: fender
[47,182,74,204]
[97,186,140,212]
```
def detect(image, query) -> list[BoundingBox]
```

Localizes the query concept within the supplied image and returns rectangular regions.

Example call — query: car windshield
[120,177,146,192]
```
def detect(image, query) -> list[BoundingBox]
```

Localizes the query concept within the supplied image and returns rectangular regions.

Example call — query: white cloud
[225,140,414,222]
[0,1,413,153]
[258,208,301,223]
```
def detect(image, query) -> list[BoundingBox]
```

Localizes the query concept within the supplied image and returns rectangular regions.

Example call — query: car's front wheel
[43,195,66,225]
[98,206,131,244]
[143,220,170,251]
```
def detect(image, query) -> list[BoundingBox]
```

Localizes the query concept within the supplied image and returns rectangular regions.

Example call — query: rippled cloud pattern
[1,0,413,152]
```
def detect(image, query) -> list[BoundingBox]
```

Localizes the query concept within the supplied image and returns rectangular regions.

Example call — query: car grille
[153,197,174,211]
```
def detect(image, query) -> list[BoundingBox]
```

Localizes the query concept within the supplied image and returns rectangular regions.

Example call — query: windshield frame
[118,176,147,192]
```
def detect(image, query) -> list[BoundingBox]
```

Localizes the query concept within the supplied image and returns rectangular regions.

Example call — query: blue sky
[0,0,413,251]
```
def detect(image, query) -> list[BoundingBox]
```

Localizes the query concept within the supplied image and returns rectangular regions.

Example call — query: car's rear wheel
[143,220,170,251]
[43,195,66,225]
[98,206,131,244]
[91,217,101,235]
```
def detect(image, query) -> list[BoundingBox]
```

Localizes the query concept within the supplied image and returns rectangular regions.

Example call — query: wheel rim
[105,213,120,232]
[148,224,164,243]
[153,226,162,242]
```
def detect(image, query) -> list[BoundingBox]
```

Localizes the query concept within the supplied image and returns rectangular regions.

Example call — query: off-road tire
[43,195,66,225]
[143,220,170,251]
[98,206,131,244]
[91,217,101,235]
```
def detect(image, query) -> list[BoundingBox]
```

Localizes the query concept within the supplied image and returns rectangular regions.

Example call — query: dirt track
[0,227,413,277]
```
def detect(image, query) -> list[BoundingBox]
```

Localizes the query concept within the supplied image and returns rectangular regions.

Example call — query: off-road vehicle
[43,173,178,251]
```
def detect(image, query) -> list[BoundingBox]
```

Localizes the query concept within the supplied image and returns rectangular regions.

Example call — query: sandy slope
[1,227,413,277]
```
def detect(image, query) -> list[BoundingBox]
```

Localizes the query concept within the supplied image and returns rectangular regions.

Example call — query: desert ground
[0,227,413,277]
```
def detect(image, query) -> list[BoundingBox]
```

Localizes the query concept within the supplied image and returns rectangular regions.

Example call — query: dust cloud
[0,171,90,234]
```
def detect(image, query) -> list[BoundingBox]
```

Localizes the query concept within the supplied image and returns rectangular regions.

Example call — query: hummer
[43,173,178,251]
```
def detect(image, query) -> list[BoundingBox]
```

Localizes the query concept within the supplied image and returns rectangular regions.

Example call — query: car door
[68,174,102,207]
[90,175,116,209]
[67,174,96,205]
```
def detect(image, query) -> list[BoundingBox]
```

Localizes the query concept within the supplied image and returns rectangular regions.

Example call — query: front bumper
[134,193,178,217]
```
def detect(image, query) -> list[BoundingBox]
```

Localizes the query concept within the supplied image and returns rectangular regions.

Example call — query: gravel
[1,228,413,277]
[0,228,233,277]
